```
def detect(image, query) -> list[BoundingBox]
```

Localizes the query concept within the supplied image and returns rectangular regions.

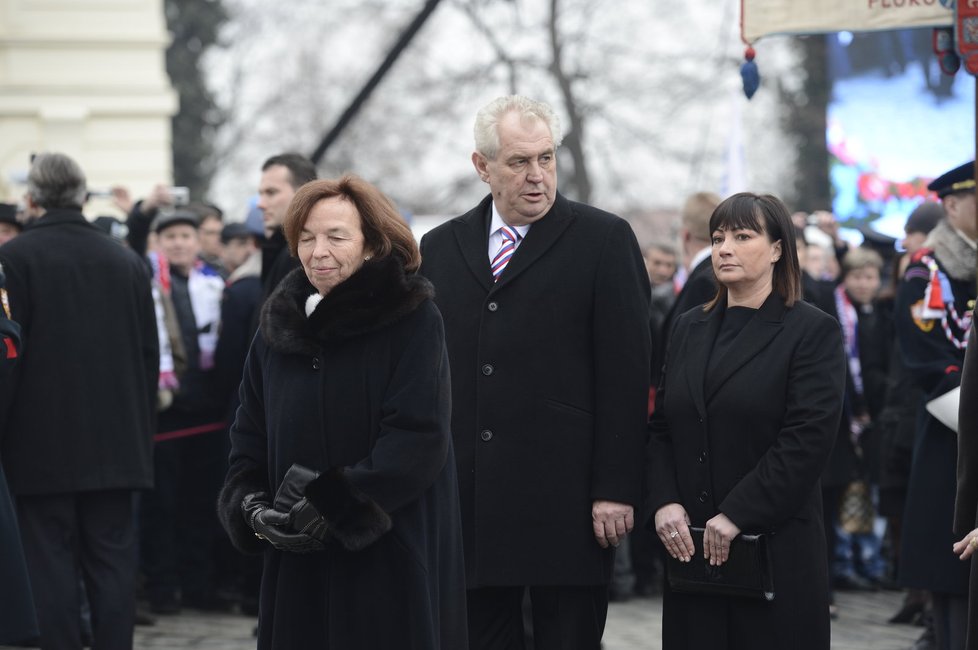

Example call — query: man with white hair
[0,152,158,650]
[419,96,651,650]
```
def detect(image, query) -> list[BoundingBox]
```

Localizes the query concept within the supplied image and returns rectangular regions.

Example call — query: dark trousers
[16,490,137,650]
[140,431,226,605]
[467,585,609,650]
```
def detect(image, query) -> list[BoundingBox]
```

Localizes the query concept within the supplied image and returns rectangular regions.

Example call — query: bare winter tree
[204,0,803,226]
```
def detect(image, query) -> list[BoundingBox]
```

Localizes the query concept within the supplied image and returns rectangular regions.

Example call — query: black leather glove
[273,464,330,543]
[241,492,324,554]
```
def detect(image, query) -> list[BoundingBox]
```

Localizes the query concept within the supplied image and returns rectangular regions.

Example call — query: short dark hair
[704,192,801,310]
[262,153,317,190]
[283,175,421,272]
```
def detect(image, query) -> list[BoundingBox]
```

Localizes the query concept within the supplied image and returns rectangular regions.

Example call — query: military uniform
[897,161,975,650]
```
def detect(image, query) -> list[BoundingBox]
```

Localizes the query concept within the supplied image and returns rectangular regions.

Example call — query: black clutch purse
[666,527,775,601]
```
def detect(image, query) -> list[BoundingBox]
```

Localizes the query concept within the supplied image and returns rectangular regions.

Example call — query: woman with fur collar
[217,175,467,649]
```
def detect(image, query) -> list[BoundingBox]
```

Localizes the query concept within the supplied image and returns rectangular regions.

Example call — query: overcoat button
[482,364,494,376]
[480,430,493,442]
[698,491,709,503]
[312,357,320,370]
[487,301,498,312]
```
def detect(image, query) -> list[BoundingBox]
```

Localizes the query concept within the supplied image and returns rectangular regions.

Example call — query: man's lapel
[451,195,494,291]
[492,193,574,291]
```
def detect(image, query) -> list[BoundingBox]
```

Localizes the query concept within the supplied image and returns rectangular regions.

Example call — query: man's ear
[472,152,490,183]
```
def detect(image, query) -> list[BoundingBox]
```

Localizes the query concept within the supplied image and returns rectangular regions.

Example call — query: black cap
[857,223,897,250]
[0,203,21,230]
[927,161,976,199]
[220,222,256,244]
[153,210,200,234]
[904,201,944,235]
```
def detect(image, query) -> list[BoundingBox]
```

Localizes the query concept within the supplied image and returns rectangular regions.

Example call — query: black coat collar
[25,208,90,231]
[450,192,575,292]
[683,292,788,419]
[260,256,433,356]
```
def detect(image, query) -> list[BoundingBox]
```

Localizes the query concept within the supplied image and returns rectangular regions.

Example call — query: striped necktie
[491,226,520,281]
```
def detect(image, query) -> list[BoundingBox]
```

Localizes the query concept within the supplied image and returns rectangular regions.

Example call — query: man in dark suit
[0,152,158,650]
[652,192,720,390]
[419,95,651,650]
[256,153,316,299]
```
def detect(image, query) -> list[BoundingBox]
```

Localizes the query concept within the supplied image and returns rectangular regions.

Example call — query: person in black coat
[0,262,38,646]
[419,95,651,650]
[0,152,159,650]
[897,162,976,650]
[647,193,846,650]
[256,153,316,301]
[953,328,978,647]
[217,175,467,650]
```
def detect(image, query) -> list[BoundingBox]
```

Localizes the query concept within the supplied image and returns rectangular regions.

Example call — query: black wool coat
[647,293,845,650]
[217,258,467,650]
[653,256,717,386]
[0,290,37,644]
[955,328,978,647]
[896,241,974,596]
[0,209,158,495]
[418,193,651,587]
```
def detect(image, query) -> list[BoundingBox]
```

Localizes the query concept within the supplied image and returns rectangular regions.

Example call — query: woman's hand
[703,513,741,566]
[655,503,694,562]
[953,528,978,560]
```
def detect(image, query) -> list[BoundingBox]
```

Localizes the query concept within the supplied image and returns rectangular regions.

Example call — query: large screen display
[827,28,975,241]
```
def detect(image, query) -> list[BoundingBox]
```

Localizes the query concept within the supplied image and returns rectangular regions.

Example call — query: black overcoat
[646,293,845,650]
[418,193,651,586]
[896,245,974,595]
[0,209,158,495]
[0,291,37,644]
[217,258,467,650]
[954,328,978,646]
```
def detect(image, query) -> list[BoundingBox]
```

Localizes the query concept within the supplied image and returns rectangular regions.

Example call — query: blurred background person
[211,220,263,614]
[193,203,228,279]
[0,261,38,647]
[0,203,23,245]
[217,175,467,649]
[822,248,892,604]
[878,200,944,628]
[0,152,158,650]
[140,210,226,614]
[256,153,317,301]
[645,241,678,337]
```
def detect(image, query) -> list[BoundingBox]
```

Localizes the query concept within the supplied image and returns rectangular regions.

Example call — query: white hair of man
[27,152,88,210]
[473,95,564,159]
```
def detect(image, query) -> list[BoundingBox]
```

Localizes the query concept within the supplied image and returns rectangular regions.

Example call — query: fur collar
[924,220,977,282]
[260,256,433,356]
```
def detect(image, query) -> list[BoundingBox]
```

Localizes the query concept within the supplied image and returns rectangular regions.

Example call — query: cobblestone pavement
[0,589,924,649]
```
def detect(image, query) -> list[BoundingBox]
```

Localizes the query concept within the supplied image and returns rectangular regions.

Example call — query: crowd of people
[0,95,974,650]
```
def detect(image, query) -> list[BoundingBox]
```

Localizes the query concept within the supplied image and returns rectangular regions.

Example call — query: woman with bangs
[646,192,847,649]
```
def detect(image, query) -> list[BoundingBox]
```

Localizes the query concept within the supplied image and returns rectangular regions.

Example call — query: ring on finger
[669,530,679,539]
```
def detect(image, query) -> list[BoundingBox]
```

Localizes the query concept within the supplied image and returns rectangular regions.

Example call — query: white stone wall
[0,0,177,215]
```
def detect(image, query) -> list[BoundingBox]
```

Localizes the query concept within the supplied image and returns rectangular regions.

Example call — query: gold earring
[364,256,371,261]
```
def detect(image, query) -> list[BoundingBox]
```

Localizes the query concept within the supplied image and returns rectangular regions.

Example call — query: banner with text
[742,0,954,43]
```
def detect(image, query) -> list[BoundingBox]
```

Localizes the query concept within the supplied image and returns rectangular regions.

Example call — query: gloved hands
[241,492,325,554]
[273,465,329,543]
